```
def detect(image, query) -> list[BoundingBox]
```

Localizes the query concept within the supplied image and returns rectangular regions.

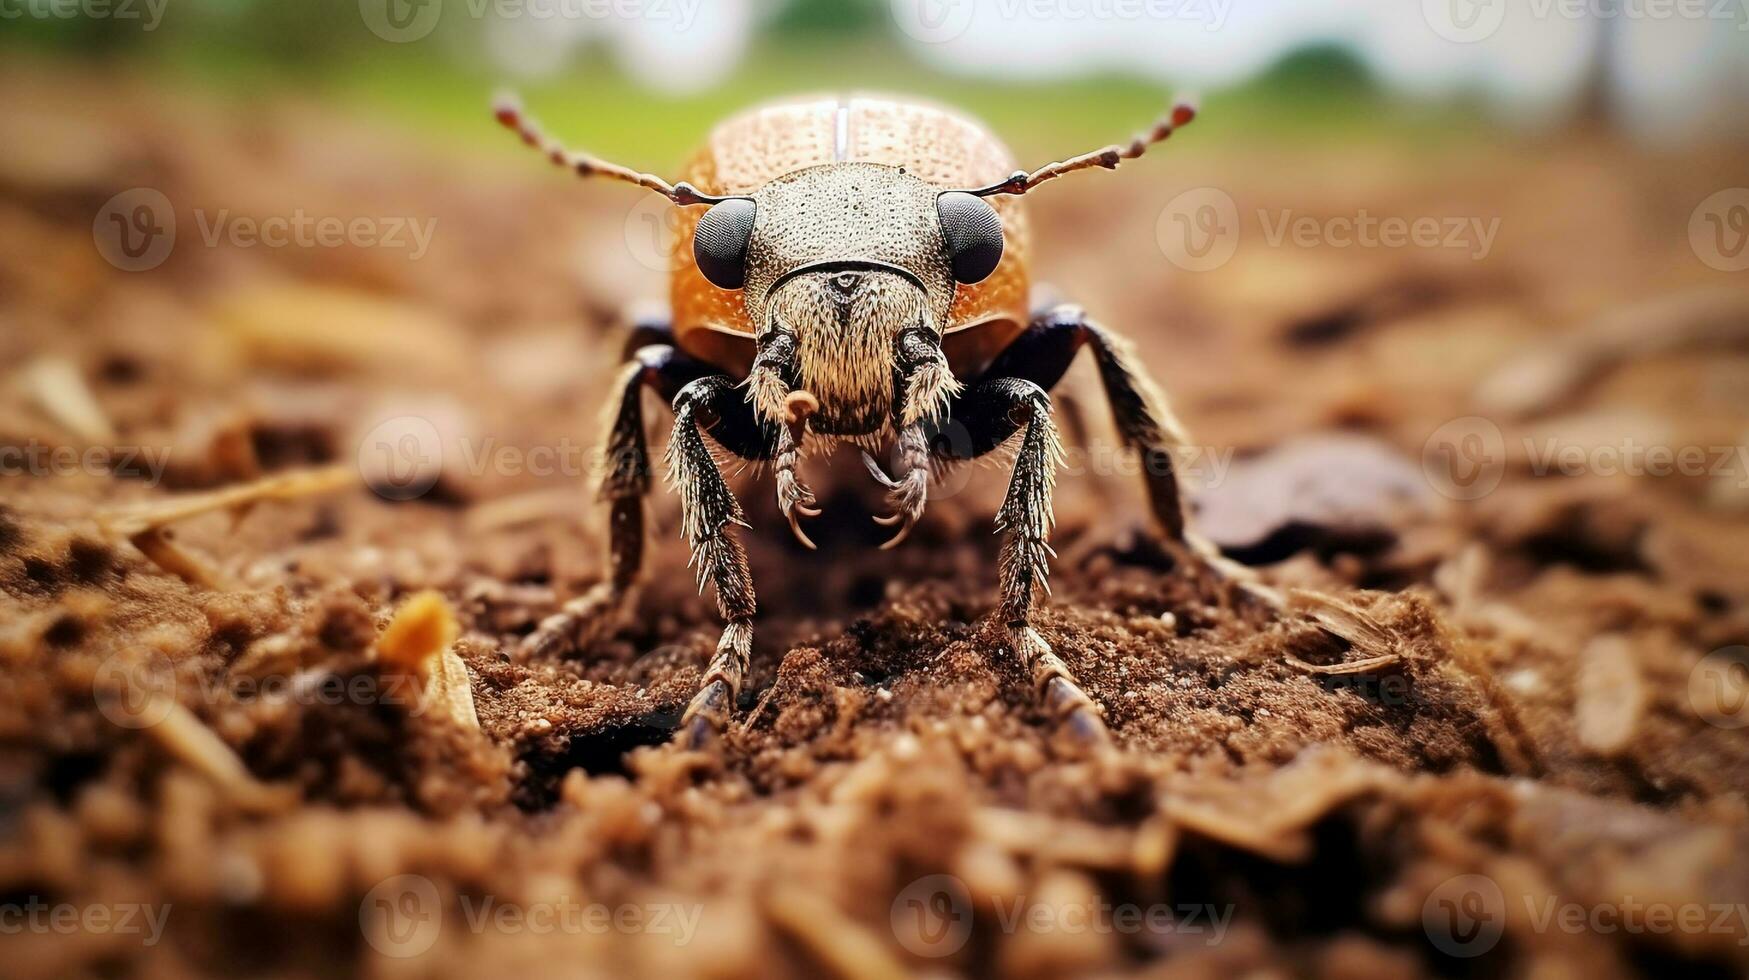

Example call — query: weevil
[498,94,1298,748]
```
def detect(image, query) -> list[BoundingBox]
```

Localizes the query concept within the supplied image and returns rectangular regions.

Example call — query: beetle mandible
[498,93,1288,748]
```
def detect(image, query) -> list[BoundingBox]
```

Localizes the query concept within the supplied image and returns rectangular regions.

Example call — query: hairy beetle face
[734,163,961,335]
[710,162,1012,436]
[765,267,931,435]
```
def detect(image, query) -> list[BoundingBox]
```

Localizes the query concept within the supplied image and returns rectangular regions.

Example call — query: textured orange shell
[669,96,1031,376]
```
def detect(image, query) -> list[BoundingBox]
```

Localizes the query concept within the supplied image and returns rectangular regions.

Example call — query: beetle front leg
[944,376,1109,745]
[668,376,763,748]
[863,326,960,549]
[747,328,822,548]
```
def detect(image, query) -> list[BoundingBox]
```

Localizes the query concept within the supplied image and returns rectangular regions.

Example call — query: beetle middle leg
[519,338,718,659]
[984,304,1278,603]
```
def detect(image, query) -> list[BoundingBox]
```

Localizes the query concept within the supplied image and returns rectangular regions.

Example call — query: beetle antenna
[493,92,733,206]
[959,98,1198,198]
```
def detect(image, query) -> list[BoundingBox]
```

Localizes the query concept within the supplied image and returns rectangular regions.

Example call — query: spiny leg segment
[986,304,1287,608]
[668,376,765,748]
[935,376,1108,744]
[862,325,960,549]
[520,341,708,659]
[747,325,821,548]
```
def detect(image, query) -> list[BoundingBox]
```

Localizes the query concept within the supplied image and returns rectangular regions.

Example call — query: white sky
[486,0,1749,138]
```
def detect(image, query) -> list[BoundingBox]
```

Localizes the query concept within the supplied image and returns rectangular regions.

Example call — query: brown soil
[3,63,1749,979]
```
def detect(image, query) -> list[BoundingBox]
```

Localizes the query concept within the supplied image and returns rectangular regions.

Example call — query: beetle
[496,93,1290,748]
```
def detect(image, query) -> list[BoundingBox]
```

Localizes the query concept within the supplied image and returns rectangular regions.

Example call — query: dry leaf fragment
[1162,749,1389,863]
[1575,635,1643,757]
[129,527,233,590]
[1286,589,1402,669]
[210,284,470,377]
[763,886,910,980]
[21,357,115,443]
[973,808,1139,870]
[375,590,478,730]
[95,464,357,539]
[147,701,287,812]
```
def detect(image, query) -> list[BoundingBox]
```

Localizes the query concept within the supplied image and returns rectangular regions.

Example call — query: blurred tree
[1251,43,1380,101]
[765,0,888,37]
[1575,0,1621,128]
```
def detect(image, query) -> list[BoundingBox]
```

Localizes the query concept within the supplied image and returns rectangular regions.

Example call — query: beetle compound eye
[693,198,756,290]
[937,191,1005,285]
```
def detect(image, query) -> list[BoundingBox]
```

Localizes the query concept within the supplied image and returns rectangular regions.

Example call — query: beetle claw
[785,509,818,550]
[878,517,917,550]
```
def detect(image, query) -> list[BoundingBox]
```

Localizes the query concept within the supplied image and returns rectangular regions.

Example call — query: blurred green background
[1,0,1493,165]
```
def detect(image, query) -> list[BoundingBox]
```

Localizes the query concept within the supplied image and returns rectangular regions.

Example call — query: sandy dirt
[3,62,1749,979]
